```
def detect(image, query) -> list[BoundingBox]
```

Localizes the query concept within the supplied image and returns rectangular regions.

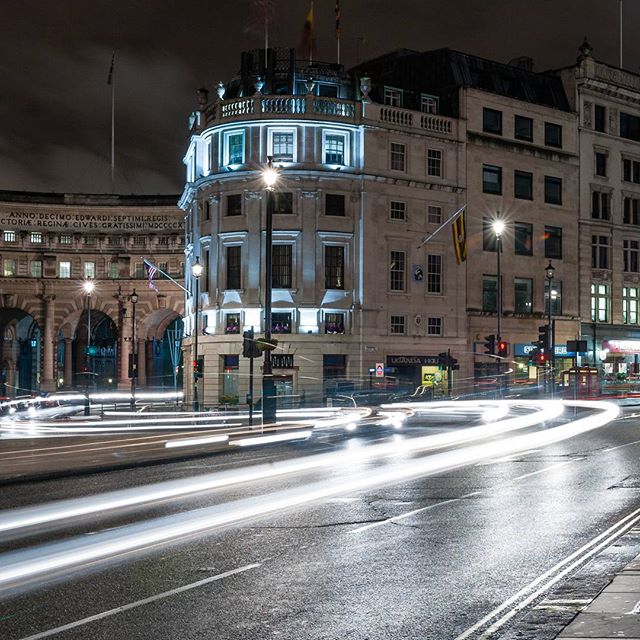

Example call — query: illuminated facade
[0,192,184,396]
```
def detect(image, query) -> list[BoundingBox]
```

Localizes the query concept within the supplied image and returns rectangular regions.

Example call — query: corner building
[0,192,184,396]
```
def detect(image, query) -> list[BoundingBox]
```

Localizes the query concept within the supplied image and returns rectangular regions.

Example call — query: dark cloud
[0,0,636,194]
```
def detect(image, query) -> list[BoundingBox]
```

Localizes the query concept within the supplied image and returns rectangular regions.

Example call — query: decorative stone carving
[208,194,220,204]
[577,37,593,62]
[216,81,225,101]
[301,191,319,199]
[245,191,263,200]
[305,78,316,94]
[583,101,593,128]
[254,76,264,95]
[359,76,372,103]
[609,107,618,135]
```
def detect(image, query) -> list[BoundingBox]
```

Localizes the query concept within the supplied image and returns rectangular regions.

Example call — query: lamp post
[129,289,138,411]
[82,279,95,416]
[262,157,278,424]
[546,261,556,397]
[492,220,505,395]
[191,256,203,411]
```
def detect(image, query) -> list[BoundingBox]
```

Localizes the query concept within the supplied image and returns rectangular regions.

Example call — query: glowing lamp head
[262,167,278,189]
[545,260,555,280]
[492,220,505,237]
[83,280,95,294]
[130,289,138,304]
[191,257,204,278]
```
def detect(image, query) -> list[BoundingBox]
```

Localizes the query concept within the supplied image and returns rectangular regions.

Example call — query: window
[624,197,640,225]
[389,201,406,221]
[591,283,609,322]
[482,276,497,313]
[270,130,295,162]
[226,245,241,289]
[389,251,406,291]
[204,201,211,221]
[591,191,610,220]
[59,234,72,245]
[623,287,639,324]
[514,115,533,141]
[545,279,562,316]
[623,158,640,183]
[427,149,442,177]
[390,315,406,334]
[3,259,15,277]
[224,313,241,334]
[592,235,610,269]
[483,165,502,194]
[30,232,42,244]
[514,222,533,256]
[544,226,562,259]
[134,262,144,278]
[427,206,442,224]
[624,239,639,273]
[384,87,402,107]
[227,194,242,216]
[620,112,640,142]
[483,108,502,134]
[514,170,533,200]
[84,262,96,279]
[514,278,533,314]
[157,236,169,246]
[544,122,562,147]
[421,94,438,114]
[427,254,442,294]
[427,317,442,336]
[482,218,499,252]
[595,152,607,177]
[544,176,562,205]
[323,132,347,165]
[133,236,145,247]
[274,192,293,214]
[272,244,292,288]
[3,231,15,242]
[594,104,606,133]
[84,236,96,246]
[271,312,292,334]
[324,245,344,290]
[225,131,244,165]
[390,142,406,171]
[30,260,42,278]
[108,236,121,246]
[59,261,71,278]
[108,262,119,279]
[325,193,345,216]
[325,312,345,334]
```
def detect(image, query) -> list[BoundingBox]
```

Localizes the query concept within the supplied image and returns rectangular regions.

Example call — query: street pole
[546,261,555,399]
[249,354,254,427]
[493,219,504,398]
[262,158,277,424]
[447,348,452,397]
[193,273,200,412]
[83,279,95,416]
[130,290,138,411]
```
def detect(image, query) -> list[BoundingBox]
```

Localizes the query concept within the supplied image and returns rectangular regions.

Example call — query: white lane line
[512,458,584,481]
[603,438,640,452]
[476,449,543,466]
[453,505,640,640]
[17,562,261,640]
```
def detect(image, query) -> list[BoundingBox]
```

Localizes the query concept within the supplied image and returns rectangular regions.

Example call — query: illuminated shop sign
[603,340,640,354]
[514,344,574,357]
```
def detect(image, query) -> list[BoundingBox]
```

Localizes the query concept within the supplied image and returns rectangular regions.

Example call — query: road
[0,401,638,640]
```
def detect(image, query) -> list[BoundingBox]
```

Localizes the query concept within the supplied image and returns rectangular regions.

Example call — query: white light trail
[229,431,313,447]
[165,435,229,449]
[0,401,618,592]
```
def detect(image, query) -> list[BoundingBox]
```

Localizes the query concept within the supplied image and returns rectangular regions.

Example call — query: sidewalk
[558,552,640,638]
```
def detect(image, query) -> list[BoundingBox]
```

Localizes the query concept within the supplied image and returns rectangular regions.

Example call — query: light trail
[0,400,562,538]
[0,400,617,593]
[229,431,313,447]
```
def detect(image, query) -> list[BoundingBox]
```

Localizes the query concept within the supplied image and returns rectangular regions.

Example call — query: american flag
[143,259,159,292]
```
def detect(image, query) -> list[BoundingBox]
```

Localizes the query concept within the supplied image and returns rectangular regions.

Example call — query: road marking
[476,449,543,466]
[603,438,640,452]
[512,458,584,481]
[453,505,640,640]
[17,562,261,640]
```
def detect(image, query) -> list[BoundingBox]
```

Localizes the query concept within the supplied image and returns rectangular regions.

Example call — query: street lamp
[492,219,505,395]
[129,289,138,411]
[262,156,278,424]
[82,279,95,415]
[546,261,556,397]
[191,256,203,411]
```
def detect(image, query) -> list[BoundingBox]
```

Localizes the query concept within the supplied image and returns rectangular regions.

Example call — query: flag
[335,0,341,38]
[452,209,467,265]
[107,52,115,85]
[143,259,159,292]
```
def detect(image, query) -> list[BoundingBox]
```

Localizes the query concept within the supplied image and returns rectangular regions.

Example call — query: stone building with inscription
[0,191,184,396]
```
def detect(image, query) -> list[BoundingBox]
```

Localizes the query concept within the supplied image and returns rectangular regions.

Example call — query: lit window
[30,260,42,278]
[224,131,245,165]
[514,278,533,314]
[324,245,345,290]
[60,234,72,245]
[390,315,406,334]
[427,149,442,177]
[30,232,43,244]
[623,287,639,324]
[85,236,96,245]
[325,312,345,334]
[545,279,562,316]
[389,251,406,291]
[427,317,442,335]
[323,132,347,165]
[269,129,296,163]
[225,313,241,334]
[59,261,71,278]
[3,259,16,277]
[84,262,96,279]
[3,231,15,242]
[389,201,406,221]
[591,283,609,322]
[271,312,292,334]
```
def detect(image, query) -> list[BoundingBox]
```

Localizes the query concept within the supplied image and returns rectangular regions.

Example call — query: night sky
[1,0,636,195]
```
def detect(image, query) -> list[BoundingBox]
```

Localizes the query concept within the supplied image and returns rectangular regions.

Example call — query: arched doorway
[0,309,41,397]
[140,311,183,391]
[72,310,118,390]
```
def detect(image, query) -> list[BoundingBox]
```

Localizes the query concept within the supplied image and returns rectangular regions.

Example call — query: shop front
[512,343,576,383]
[601,339,640,380]
[385,354,448,394]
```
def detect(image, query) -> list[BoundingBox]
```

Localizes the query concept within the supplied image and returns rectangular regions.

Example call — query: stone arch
[0,308,41,396]
[138,309,183,389]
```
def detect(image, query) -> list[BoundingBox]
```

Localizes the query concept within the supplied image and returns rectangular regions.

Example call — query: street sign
[375,362,384,378]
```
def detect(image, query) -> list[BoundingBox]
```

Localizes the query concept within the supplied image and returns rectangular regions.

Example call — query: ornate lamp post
[129,289,138,411]
[546,261,556,397]
[492,220,505,395]
[82,279,95,416]
[262,157,278,424]
[191,256,203,411]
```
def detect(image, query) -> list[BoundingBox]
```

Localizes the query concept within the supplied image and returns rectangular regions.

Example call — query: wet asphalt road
[1,405,640,640]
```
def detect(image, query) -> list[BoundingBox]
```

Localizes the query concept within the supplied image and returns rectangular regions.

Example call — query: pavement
[557,551,640,639]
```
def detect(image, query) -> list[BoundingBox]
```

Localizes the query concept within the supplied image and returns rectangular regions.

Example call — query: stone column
[137,339,147,388]
[118,336,131,390]
[63,338,73,389]
[41,295,56,392]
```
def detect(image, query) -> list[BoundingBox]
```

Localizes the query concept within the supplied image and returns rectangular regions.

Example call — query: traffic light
[532,350,547,366]
[449,356,460,371]
[242,329,261,358]
[193,358,204,380]
[537,325,550,352]
[483,334,496,356]
[438,352,449,368]
[497,340,508,358]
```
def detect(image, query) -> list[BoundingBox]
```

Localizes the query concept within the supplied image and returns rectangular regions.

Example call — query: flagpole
[417,205,466,248]
[309,0,314,65]
[109,52,115,194]
[143,258,189,293]
[336,0,341,65]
